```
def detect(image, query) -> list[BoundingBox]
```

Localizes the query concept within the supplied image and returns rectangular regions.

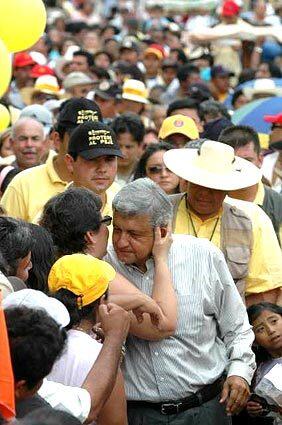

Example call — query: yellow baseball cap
[48,254,116,307]
[158,114,199,140]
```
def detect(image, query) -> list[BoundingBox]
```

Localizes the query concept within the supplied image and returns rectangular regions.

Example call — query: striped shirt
[106,234,256,402]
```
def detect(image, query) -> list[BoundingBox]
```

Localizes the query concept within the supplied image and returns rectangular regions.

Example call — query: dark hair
[177,64,199,82]
[231,89,244,107]
[247,302,282,362]
[19,407,81,425]
[218,125,261,155]
[199,100,231,121]
[5,307,66,389]
[170,48,188,65]
[111,113,145,144]
[26,224,56,293]
[237,68,256,85]
[167,98,199,117]
[0,165,20,194]
[40,187,102,257]
[134,141,175,180]
[90,66,111,80]
[52,288,102,329]
[114,61,145,82]
[93,50,113,64]
[0,217,33,276]
[258,62,282,78]
[73,50,94,67]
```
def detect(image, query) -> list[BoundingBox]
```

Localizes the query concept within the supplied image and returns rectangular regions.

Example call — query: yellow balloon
[0,38,12,98]
[0,104,11,131]
[0,0,47,53]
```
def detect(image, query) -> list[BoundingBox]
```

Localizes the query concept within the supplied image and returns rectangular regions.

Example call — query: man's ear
[160,227,167,238]
[15,380,30,399]
[15,379,43,400]
[84,230,97,246]
[257,153,264,169]
[52,130,61,152]
[65,154,75,174]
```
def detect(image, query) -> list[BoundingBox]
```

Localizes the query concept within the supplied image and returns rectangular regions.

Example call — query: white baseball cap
[3,289,70,328]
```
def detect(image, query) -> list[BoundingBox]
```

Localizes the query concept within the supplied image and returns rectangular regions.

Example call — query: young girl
[247,302,282,424]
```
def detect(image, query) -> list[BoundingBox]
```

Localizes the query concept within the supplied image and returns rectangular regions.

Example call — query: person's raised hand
[152,225,172,261]
[98,303,130,342]
[220,376,250,415]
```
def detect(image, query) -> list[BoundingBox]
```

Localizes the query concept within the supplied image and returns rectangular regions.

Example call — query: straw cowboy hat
[244,79,282,98]
[163,140,262,191]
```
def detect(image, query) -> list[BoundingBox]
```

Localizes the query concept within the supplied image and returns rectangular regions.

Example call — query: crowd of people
[0,0,281,424]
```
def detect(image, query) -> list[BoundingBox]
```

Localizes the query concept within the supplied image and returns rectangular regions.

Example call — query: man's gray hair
[113,178,173,227]
[11,117,44,139]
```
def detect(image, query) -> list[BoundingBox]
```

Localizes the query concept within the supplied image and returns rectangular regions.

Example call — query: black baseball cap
[68,121,123,160]
[211,65,235,79]
[57,97,103,132]
[95,81,122,100]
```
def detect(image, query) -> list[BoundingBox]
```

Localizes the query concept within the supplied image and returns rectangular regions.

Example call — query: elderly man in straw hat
[164,140,282,306]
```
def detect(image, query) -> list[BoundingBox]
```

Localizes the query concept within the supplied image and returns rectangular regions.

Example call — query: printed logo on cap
[77,110,99,124]
[88,129,114,146]
[174,120,184,128]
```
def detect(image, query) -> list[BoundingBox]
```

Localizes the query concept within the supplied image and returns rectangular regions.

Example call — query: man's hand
[152,225,172,261]
[99,303,130,342]
[220,376,250,415]
[132,295,163,328]
[246,401,264,417]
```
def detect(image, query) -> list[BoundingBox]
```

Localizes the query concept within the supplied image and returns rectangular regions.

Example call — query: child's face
[253,310,282,357]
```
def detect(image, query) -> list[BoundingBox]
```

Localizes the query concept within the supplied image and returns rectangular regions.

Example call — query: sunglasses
[100,215,112,226]
[147,165,172,174]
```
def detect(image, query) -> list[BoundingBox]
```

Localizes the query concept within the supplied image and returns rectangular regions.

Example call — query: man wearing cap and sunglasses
[164,140,282,305]
[2,98,104,222]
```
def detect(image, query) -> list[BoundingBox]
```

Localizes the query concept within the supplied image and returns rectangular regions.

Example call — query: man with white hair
[106,178,256,425]
[10,117,47,171]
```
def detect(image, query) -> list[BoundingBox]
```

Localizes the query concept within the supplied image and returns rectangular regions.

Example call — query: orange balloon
[0,39,11,98]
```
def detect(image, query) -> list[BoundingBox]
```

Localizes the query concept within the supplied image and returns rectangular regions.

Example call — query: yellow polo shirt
[1,154,68,223]
[254,180,265,206]
[174,195,282,296]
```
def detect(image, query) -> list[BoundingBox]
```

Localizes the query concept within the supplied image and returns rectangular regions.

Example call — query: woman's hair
[247,302,282,363]
[52,288,102,329]
[134,141,175,180]
[26,224,56,293]
[0,216,33,276]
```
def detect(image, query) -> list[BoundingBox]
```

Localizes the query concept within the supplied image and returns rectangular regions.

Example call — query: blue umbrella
[231,97,282,133]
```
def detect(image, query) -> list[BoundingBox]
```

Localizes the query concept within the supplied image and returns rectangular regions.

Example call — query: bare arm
[97,369,127,425]
[82,304,130,424]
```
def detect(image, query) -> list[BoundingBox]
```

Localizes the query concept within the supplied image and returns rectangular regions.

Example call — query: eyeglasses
[147,165,172,174]
[100,215,112,226]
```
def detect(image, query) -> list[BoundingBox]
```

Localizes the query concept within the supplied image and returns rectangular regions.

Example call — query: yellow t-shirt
[174,195,282,296]
[1,154,68,223]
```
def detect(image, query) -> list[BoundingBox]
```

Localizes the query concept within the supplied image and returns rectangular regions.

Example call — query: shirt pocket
[225,246,250,280]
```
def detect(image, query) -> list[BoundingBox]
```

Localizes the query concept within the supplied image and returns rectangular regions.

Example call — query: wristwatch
[254,46,263,54]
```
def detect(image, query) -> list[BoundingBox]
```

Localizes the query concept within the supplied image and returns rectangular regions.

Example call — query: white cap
[3,289,70,328]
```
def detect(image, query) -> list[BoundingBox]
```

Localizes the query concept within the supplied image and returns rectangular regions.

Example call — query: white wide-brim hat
[244,79,282,97]
[163,140,262,191]
[3,288,70,328]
